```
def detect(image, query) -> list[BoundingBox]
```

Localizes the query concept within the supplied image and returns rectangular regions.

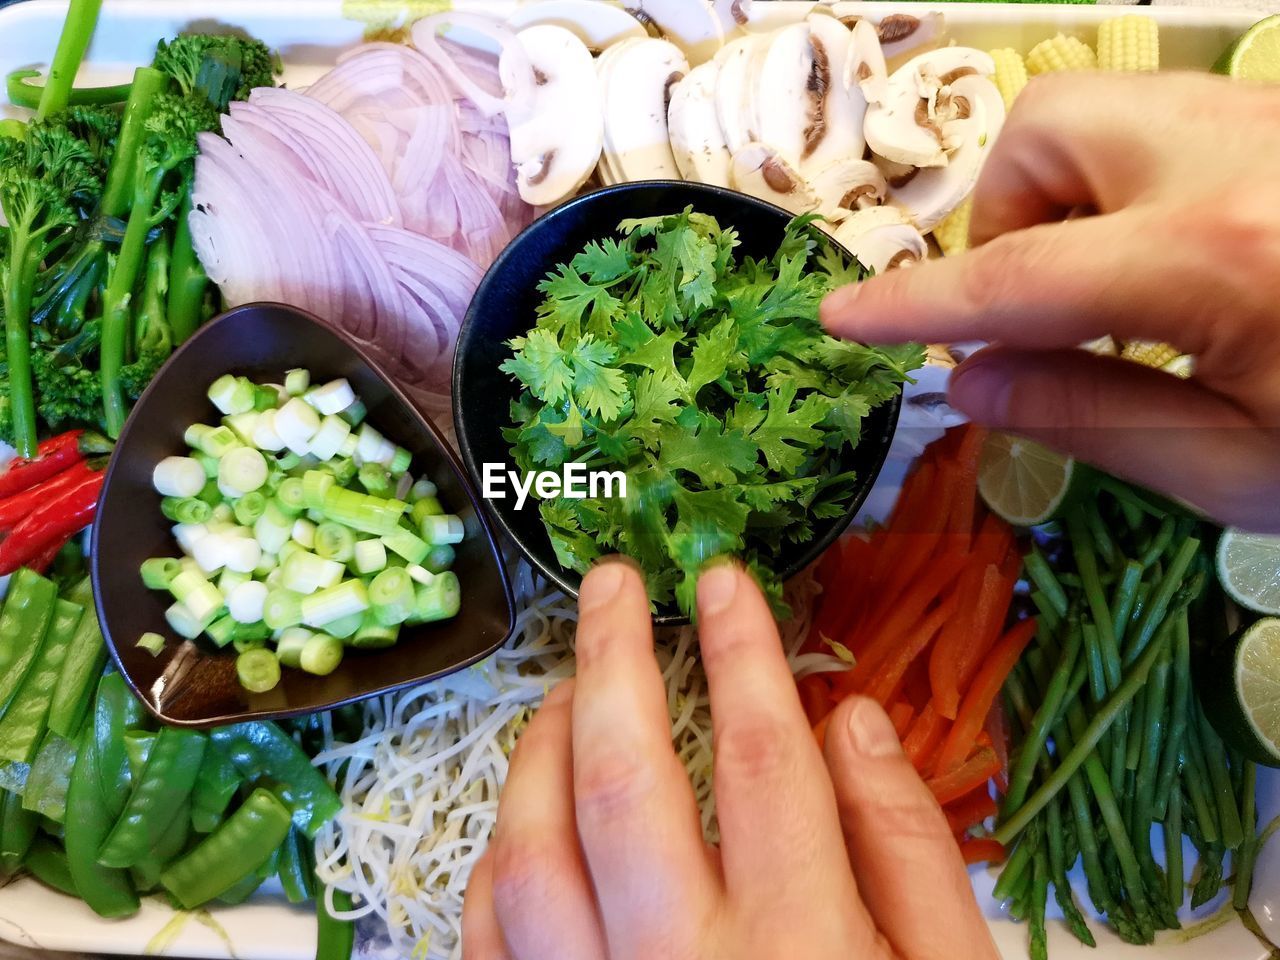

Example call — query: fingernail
[579,561,629,612]
[846,698,903,758]
[950,356,1013,426]
[819,287,858,333]
[697,563,738,616]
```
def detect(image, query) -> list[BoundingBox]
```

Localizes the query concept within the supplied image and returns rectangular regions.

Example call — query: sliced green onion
[382,526,429,565]
[254,499,294,553]
[339,399,367,428]
[170,570,225,622]
[308,415,351,461]
[224,412,260,446]
[275,627,312,668]
[299,633,343,676]
[275,398,321,452]
[209,503,234,525]
[137,632,166,657]
[217,568,251,595]
[324,610,364,640]
[422,543,455,574]
[199,425,244,459]
[352,539,387,576]
[322,488,406,537]
[206,615,237,648]
[284,369,310,396]
[262,589,305,631]
[315,522,356,563]
[165,600,213,639]
[410,497,444,526]
[161,497,212,524]
[235,620,271,643]
[276,477,307,515]
[408,572,460,624]
[227,580,269,624]
[292,518,317,550]
[355,424,393,465]
[300,580,369,628]
[141,557,183,590]
[208,373,256,415]
[253,552,277,578]
[194,456,221,483]
[308,379,356,416]
[172,523,208,556]
[420,514,465,545]
[252,411,287,452]
[237,648,281,693]
[233,491,267,526]
[409,479,437,502]
[351,610,399,649]
[329,457,357,486]
[406,564,434,586]
[389,447,412,476]
[281,551,344,595]
[338,434,359,459]
[218,447,269,496]
[358,462,392,497]
[253,386,279,412]
[154,456,206,498]
[369,567,415,626]
[302,470,335,512]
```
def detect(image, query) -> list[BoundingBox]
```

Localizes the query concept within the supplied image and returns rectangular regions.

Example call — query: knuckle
[713,718,792,785]
[574,750,653,823]
[838,773,950,843]
[489,835,574,918]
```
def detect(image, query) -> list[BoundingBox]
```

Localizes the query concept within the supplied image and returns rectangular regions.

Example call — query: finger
[821,207,1224,354]
[489,679,606,960]
[824,696,997,960]
[462,850,514,960]
[696,564,880,948]
[950,347,1280,532]
[571,560,718,958]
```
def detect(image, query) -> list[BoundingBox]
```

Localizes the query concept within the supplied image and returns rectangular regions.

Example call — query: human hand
[462,560,996,960]
[821,72,1280,532]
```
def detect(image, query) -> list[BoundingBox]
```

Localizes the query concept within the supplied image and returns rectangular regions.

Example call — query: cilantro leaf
[628,370,683,448]
[569,335,629,420]
[659,409,757,487]
[536,264,623,339]
[615,312,687,390]
[500,328,573,406]
[749,383,832,475]
[571,237,635,284]
[685,317,738,396]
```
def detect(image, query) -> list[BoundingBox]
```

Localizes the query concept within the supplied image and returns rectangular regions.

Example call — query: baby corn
[933,199,974,257]
[1098,15,1160,72]
[989,48,1030,109]
[1027,34,1098,74]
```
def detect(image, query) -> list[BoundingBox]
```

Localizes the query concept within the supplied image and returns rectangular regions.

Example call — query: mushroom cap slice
[832,207,928,274]
[629,0,724,65]
[600,37,689,182]
[808,157,886,221]
[668,60,733,187]
[802,13,867,175]
[845,18,889,106]
[729,142,818,215]
[712,0,753,37]
[877,12,947,71]
[505,25,604,206]
[888,73,1005,231]
[714,35,765,154]
[506,1,647,52]
[754,23,814,168]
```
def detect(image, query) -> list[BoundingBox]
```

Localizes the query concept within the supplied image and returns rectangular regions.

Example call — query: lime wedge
[977,432,1084,526]
[1217,528,1280,615]
[1214,14,1280,81]
[1200,618,1280,767]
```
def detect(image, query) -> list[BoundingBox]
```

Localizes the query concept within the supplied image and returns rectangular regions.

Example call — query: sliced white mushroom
[506,1,648,52]
[801,14,867,174]
[668,60,733,186]
[888,72,1005,231]
[845,18,889,106]
[501,25,603,206]
[628,0,724,65]
[876,12,947,70]
[712,0,752,37]
[808,157,885,221]
[863,47,995,168]
[599,37,689,182]
[754,23,813,168]
[729,142,818,215]
[714,35,764,153]
[831,206,928,274]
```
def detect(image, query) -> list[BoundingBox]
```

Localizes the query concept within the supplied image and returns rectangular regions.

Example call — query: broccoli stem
[0,119,28,141]
[7,69,130,111]
[99,67,169,219]
[168,195,207,345]
[3,234,40,456]
[35,0,104,120]
[135,229,172,358]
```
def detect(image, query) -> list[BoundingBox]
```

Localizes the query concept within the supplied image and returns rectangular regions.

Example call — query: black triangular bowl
[452,180,900,626]
[92,302,515,727]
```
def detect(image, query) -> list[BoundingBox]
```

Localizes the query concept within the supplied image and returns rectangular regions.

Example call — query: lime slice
[1217,528,1280,615]
[1213,14,1280,81]
[1200,618,1280,767]
[977,432,1083,526]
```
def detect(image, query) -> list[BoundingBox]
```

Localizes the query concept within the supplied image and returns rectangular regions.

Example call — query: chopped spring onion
[172,523,208,556]
[252,411,287,452]
[339,399,367,428]
[292,518,317,550]
[303,471,335,511]
[285,369,310,396]
[315,522,356,563]
[408,571,460,624]
[193,425,242,459]
[369,568,415,626]
[406,565,435,587]
[136,632,166,657]
[350,611,399,649]
[253,386,279,412]
[263,588,305,631]
[206,615,237,648]
[161,497,212,525]
[423,544,455,574]
[358,462,392,498]
[154,457,206,498]
[228,580,269,624]
[209,504,234,526]
[217,568,251,595]
[390,447,412,476]
[224,412,260,446]
[352,539,387,576]
[254,501,294,554]
[299,633,344,676]
[420,515,465,545]
[194,455,220,481]
[308,379,356,416]
[237,648,281,693]
[141,557,183,590]
[208,374,256,415]
[282,551,344,595]
[233,491,268,526]
[322,488,405,537]
[276,627,312,668]
[170,570,224,622]
[301,580,369,628]
[325,610,365,640]
[355,424,394,466]
[410,497,444,527]
[382,527,428,565]
[218,447,269,496]
[277,477,307,515]
[276,398,321,449]
[165,600,211,639]
[408,479,437,502]
[309,416,352,462]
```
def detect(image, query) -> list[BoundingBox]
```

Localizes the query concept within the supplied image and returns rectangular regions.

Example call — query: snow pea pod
[317,888,355,960]
[129,798,190,893]
[190,743,240,833]
[160,787,291,909]
[0,598,83,763]
[93,673,147,820]
[64,698,138,918]
[0,787,37,875]
[210,723,340,837]
[215,868,264,906]
[25,837,78,897]
[47,578,108,740]
[98,727,205,869]
[276,826,315,904]
[0,568,58,711]
[122,730,156,783]
[21,731,78,822]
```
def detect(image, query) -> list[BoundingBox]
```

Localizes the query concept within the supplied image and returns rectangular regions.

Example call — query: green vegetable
[276,826,316,904]
[34,0,105,120]
[0,598,83,763]
[236,648,281,693]
[160,786,291,909]
[0,787,37,875]
[21,731,78,822]
[0,569,58,710]
[501,210,921,614]
[189,744,241,834]
[316,888,356,960]
[24,836,78,896]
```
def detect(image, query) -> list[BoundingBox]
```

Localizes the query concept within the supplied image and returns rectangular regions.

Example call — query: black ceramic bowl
[452,181,900,624]
[92,303,515,727]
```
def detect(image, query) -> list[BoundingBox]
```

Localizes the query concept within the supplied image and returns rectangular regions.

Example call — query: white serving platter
[2,1,1278,957]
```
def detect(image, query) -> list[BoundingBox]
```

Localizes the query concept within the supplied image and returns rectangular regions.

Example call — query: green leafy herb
[501,209,924,616]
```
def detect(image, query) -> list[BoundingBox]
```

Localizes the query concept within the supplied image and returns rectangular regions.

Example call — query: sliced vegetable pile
[503,210,920,614]
[0,567,346,923]
[797,426,1028,861]
[142,370,464,691]
[0,0,278,455]
[991,486,1247,955]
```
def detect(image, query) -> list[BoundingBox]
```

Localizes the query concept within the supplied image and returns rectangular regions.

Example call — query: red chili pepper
[0,460,94,530]
[26,539,65,575]
[0,470,103,575]
[0,430,84,499]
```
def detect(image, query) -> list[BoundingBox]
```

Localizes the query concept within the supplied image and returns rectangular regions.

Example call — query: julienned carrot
[959,838,1007,865]
[928,747,1003,804]
[904,703,949,774]
[864,593,959,706]
[934,619,1039,777]
[946,785,999,834]
[930,563,1008,720]
[953,568,1019,700]
[879,465,961,606]
[888,700,915,737]
[871,461,936,583]
[946,426,986,540]
[797,674,833,726]
[808,536,874,654]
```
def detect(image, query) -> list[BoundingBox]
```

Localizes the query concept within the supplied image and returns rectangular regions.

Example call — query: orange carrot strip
[813,712,832,750]
[797,674,834,726]
[871,462,937,583]
[864,592,960,706]
[903,703,949,775]
[888,700,915,738]
[945,785,999,832]
[874,467,961,613]
[929,563,1005,720]
[959,838,1007,866]
[927,746,1002,805]
[953,571,1019,697]
[934,619,1039,776]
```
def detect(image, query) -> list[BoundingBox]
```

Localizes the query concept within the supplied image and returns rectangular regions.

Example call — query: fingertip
[819,286,860,337]
[579,555,643,612]
[948,353,1015,427]
[695,561,742,618]
[828,696,903,762]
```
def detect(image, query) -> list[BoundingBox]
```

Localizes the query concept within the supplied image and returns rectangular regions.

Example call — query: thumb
[823,696,996,960]
[949,347,1280,532]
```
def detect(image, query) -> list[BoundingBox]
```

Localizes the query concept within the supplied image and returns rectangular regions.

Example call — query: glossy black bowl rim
[452,180,902,626]
[91,300,518,727]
